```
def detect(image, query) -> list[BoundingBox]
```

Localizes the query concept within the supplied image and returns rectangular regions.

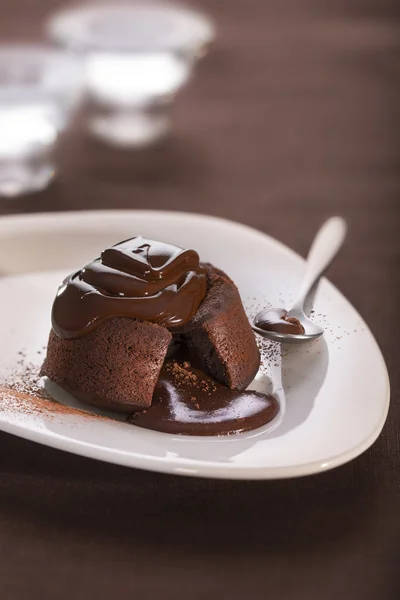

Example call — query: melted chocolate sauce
[129,361,279,436]
[255,308,305,335]
[52,237,207,339]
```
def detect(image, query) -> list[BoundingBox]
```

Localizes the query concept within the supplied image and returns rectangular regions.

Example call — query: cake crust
[176,264,260,390]
[40,317,172,411]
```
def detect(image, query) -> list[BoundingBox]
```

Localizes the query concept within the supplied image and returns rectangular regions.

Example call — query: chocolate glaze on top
[129,361,279,436]
[52,237,207,339]
[255,308,305,335]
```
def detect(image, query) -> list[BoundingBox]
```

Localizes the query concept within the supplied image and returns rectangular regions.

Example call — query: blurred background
[0,1,397,246]
[0,0,398,328]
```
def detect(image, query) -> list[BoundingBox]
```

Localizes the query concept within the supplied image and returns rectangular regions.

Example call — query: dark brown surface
[0,1,399,599]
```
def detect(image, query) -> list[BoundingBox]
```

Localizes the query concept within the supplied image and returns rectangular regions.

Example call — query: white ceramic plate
[0,211,390,479]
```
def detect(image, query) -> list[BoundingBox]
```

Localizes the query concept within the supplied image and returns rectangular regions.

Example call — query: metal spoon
[253,216,347,344]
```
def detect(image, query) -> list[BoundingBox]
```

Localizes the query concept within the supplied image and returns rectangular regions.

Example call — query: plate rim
[0,210,391,479]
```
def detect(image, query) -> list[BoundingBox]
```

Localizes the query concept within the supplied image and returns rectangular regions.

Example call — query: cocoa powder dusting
[0,359,106,421]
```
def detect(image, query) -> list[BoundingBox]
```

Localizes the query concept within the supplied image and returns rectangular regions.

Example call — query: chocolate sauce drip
[129,361,279,436]
[52,237,207,339]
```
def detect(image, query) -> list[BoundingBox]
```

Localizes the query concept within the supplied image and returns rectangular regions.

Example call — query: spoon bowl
[253,309,323,344]
[253,217,347,344]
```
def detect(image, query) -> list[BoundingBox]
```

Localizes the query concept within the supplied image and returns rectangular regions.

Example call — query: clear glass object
[0,45,83,197]
[47,1,215,147]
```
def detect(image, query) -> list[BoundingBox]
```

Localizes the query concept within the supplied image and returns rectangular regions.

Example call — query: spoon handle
[292,217,347,310]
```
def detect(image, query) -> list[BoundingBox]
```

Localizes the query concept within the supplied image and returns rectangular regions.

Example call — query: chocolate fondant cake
[40,237,260,412]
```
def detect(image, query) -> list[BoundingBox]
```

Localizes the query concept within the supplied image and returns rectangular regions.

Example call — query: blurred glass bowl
[0,45,84,197]
[47,1,215,147]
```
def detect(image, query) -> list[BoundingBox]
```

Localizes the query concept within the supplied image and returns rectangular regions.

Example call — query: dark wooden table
[0,1,399,598]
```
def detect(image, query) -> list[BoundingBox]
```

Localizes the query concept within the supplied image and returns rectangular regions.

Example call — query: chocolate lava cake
[40,237,260,412]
